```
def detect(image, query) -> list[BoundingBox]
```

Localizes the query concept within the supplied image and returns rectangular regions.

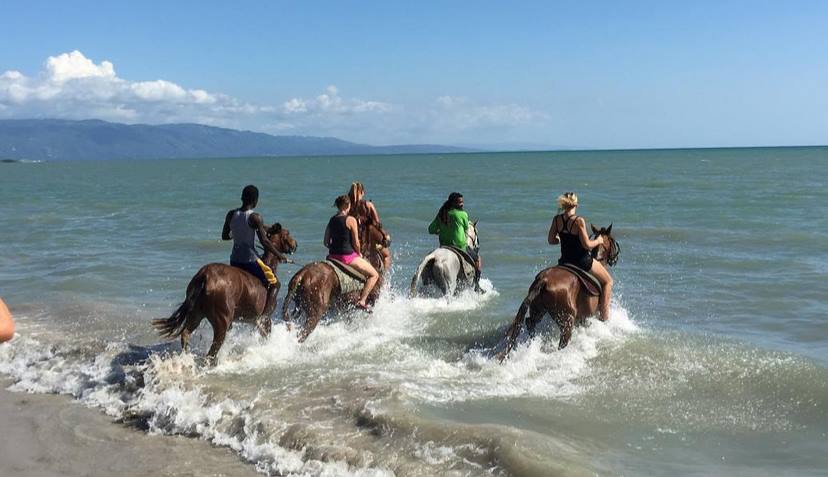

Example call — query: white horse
[410,221,480,297]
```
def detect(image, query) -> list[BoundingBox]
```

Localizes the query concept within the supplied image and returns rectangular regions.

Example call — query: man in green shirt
[428,192,483,292]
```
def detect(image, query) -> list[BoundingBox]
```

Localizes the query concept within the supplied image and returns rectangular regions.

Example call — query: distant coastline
[0,119,477,162]
[1,119,825,162]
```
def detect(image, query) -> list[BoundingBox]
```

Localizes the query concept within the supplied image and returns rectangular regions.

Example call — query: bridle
[591,233,620,267]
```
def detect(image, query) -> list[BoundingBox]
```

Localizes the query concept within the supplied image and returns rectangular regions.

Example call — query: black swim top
[557,214,593,270]
[327,214,354,255]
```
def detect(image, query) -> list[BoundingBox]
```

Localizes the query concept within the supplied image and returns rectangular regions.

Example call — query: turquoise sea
[1,147,827,476]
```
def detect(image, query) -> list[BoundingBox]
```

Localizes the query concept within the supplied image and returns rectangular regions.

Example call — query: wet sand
[0,380,259,477]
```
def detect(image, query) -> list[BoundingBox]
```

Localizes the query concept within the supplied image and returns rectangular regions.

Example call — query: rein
[590,233,620,267]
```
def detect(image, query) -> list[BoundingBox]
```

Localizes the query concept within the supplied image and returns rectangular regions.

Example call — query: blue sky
[1,1,826,148]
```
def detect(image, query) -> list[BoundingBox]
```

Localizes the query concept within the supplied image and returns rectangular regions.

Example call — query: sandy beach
[0,379,259,477]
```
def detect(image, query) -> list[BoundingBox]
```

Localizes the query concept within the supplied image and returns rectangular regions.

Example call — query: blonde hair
[557,192,579,210]
[348,181,365,205]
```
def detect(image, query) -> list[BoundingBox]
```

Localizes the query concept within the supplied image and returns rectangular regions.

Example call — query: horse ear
[473,220,479,227]
[606,223,613,235]
[591,224,599,234]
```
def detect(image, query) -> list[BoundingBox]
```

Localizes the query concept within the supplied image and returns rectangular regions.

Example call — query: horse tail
[281,270,303,323]
[152,273,205,339]
[410,254,435,297]
[500,276,545,361]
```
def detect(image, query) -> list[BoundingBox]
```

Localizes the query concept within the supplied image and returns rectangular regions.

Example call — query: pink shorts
[327,251,360,265]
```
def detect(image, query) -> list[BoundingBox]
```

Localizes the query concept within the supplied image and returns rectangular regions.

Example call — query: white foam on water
[211,279,498,375]
[396,303,638,403]
[404,277,499,314]
[0,284,637,476]
[1,332,398,477]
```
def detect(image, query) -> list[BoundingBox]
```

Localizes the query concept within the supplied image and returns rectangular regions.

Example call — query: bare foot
[355,302,373,313]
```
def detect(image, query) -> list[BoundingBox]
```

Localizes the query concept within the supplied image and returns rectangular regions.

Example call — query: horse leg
[205,300,232,365]
[525,306,545,337]
[256,283,279,338]
[263,280,280,318]
[256,314,272,338]
[205,317,228,365]
[298,294,330,343]
[180,316,202,352]
[556,313,575,349]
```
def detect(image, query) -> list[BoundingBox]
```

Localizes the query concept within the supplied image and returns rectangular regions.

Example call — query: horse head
[363,221,390,271]
[366,221,391,250]
[264,223,298,267]
[590,223,620,267]
[466,220,480,253]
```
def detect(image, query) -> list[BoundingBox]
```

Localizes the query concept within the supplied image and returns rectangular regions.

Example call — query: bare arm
[221,209,235,240]
[347,216,362,254]
[250,213,286,262]
[576,217,603,249]
[366,201,381,224]
[547,216,560,245]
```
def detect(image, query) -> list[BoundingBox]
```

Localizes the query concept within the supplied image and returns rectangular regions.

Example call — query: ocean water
[1,147,827,476]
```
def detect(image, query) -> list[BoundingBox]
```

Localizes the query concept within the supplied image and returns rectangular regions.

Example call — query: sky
[0,1,826,149]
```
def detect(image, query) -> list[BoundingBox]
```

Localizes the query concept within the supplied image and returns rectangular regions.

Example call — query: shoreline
[0,379,260,477]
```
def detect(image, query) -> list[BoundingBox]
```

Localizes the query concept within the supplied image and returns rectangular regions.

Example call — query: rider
[325,194,379,310]
[222,185,286,319]
[348,182,391,271]
[547,192,613,321]
[428,192,483,293]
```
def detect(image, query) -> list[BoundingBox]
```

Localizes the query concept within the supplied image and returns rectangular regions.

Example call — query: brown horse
[281,220,390,342]
[152,223,297,363]
[497,225,620,361]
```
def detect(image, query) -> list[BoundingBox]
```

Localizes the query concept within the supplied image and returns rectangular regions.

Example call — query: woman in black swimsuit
[547,192,614,321]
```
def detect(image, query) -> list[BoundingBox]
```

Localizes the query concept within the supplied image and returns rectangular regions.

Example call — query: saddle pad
[324,259,364,295]
[556,263,601,296]
[441,246,476,283]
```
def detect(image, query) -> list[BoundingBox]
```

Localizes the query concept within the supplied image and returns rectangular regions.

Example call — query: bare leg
[590,261,614,321]
[348,257,379,307]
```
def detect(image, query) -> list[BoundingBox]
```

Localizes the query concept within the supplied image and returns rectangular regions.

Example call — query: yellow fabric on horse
[255,259,278,286]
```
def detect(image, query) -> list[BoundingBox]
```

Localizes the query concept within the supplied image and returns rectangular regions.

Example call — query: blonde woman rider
[547,192,613,321]
[348,182,391,271]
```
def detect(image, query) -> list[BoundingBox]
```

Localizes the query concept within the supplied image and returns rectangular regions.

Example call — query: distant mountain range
[0,119,475,161]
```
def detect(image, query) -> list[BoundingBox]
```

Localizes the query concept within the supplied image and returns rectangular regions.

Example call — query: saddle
[555,263,601,296]
[324,259,365,295]
[441,245,476,282]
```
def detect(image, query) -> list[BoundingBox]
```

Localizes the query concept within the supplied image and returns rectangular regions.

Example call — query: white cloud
[46,50,116,82]
[282,85,392,115]
[0,51,551,144]
[432,95,546,129]
[0,50,264,125]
